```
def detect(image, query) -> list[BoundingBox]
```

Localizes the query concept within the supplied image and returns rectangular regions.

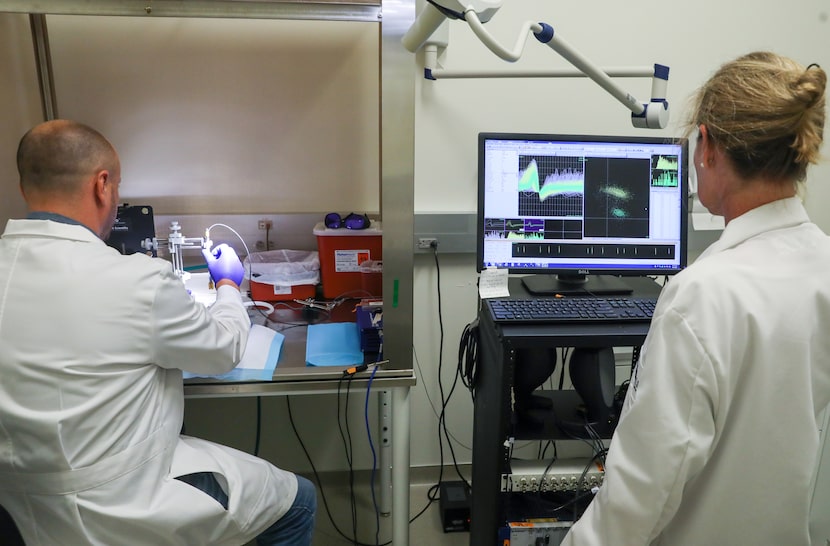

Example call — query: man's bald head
[17,120,119,199]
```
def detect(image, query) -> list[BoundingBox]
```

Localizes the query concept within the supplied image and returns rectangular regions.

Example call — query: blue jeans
[177,472,316,546]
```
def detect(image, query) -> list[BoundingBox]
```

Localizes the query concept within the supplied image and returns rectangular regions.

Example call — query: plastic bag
[243,249,320,287]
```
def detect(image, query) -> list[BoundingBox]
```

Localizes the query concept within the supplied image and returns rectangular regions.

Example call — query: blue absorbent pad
[183,324,284,381]
[305,322,363,367]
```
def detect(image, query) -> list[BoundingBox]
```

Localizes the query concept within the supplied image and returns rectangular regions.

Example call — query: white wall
[47,15,380,216]
[0,14,41,221]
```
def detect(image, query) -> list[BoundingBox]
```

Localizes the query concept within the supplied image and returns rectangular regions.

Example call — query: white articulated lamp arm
[463,10,543,62]
[402,1,671,129]
[532,22,670,129]
[402,0,502,53]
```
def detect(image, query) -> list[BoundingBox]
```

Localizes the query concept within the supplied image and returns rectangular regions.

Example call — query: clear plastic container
[358,259,383,297]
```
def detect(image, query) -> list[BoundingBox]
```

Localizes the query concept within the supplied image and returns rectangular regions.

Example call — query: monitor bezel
[476,131,689,278]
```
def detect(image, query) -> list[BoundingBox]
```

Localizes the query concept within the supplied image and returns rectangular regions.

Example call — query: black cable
[425,248,450,506]
[411,488,440,520]
[345,377,358,545]
[286,396,439,546]
[542,455,559,483]
[573,447,609,522]
[425,0,465,20]
[550,488,601,513]
[254,396,262,456]
[339,360,386,545]
[440,360,470,488]
[393,350,463,526]
[337,375,358,545]
[551,419,607,523]
[458,318,479,398]
[539,440,556,461]
[536,350,562,461]
[412,345,471,450]
[585,424,606,465]
[248,302,273,323]
[431,245,471,490]
[410,243,471,525]
[432,245,449,484]
[285,398,389,546]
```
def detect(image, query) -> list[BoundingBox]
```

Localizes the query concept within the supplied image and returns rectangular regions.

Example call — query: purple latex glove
[201,243,245,286]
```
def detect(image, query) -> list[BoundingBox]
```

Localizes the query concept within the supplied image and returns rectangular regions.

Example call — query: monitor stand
[521,274,634,296]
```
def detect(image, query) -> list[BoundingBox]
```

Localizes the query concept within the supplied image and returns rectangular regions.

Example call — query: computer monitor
[477,132,689,295]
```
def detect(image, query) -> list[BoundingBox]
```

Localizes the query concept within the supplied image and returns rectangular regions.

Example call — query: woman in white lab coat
[0,120,313,545]
[562,52,830,545]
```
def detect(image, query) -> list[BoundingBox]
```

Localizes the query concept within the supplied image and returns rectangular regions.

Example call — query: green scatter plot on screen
[602,185,630,200]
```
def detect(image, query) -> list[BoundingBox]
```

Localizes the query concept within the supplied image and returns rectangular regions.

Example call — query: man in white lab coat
[563,53,830,545]
[0,120,315,545]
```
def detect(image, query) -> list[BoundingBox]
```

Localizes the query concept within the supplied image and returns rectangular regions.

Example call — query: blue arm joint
[534,22,554,44]
[653,63,670,80]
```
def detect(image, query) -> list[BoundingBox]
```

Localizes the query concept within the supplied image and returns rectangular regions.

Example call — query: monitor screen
[477,132,688,295]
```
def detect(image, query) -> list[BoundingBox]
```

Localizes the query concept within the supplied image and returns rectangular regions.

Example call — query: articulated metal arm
[403,1,670,129]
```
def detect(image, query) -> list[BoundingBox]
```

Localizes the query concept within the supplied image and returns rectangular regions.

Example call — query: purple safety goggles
[324,212,370,230]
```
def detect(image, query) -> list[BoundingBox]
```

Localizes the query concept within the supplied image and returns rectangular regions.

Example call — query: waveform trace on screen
[654,155,678,170]
[484,217,549,242]
[518,159,585,202]
[651,154,680,187]
[518,157,585,217]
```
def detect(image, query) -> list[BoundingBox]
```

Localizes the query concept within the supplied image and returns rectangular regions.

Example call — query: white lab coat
[0,219,297,545]
[563,197,830,546]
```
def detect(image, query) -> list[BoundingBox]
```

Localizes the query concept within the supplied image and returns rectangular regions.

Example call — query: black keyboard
[486,296,657,324]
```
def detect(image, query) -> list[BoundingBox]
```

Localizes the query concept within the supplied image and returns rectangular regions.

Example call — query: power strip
[501,457,604,493]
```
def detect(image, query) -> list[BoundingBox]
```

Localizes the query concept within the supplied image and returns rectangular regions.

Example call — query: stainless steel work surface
[184,299,416,397]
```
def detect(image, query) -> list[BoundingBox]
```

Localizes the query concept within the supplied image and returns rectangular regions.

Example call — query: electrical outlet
[258,219,272,230]
[418,237,438,249]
